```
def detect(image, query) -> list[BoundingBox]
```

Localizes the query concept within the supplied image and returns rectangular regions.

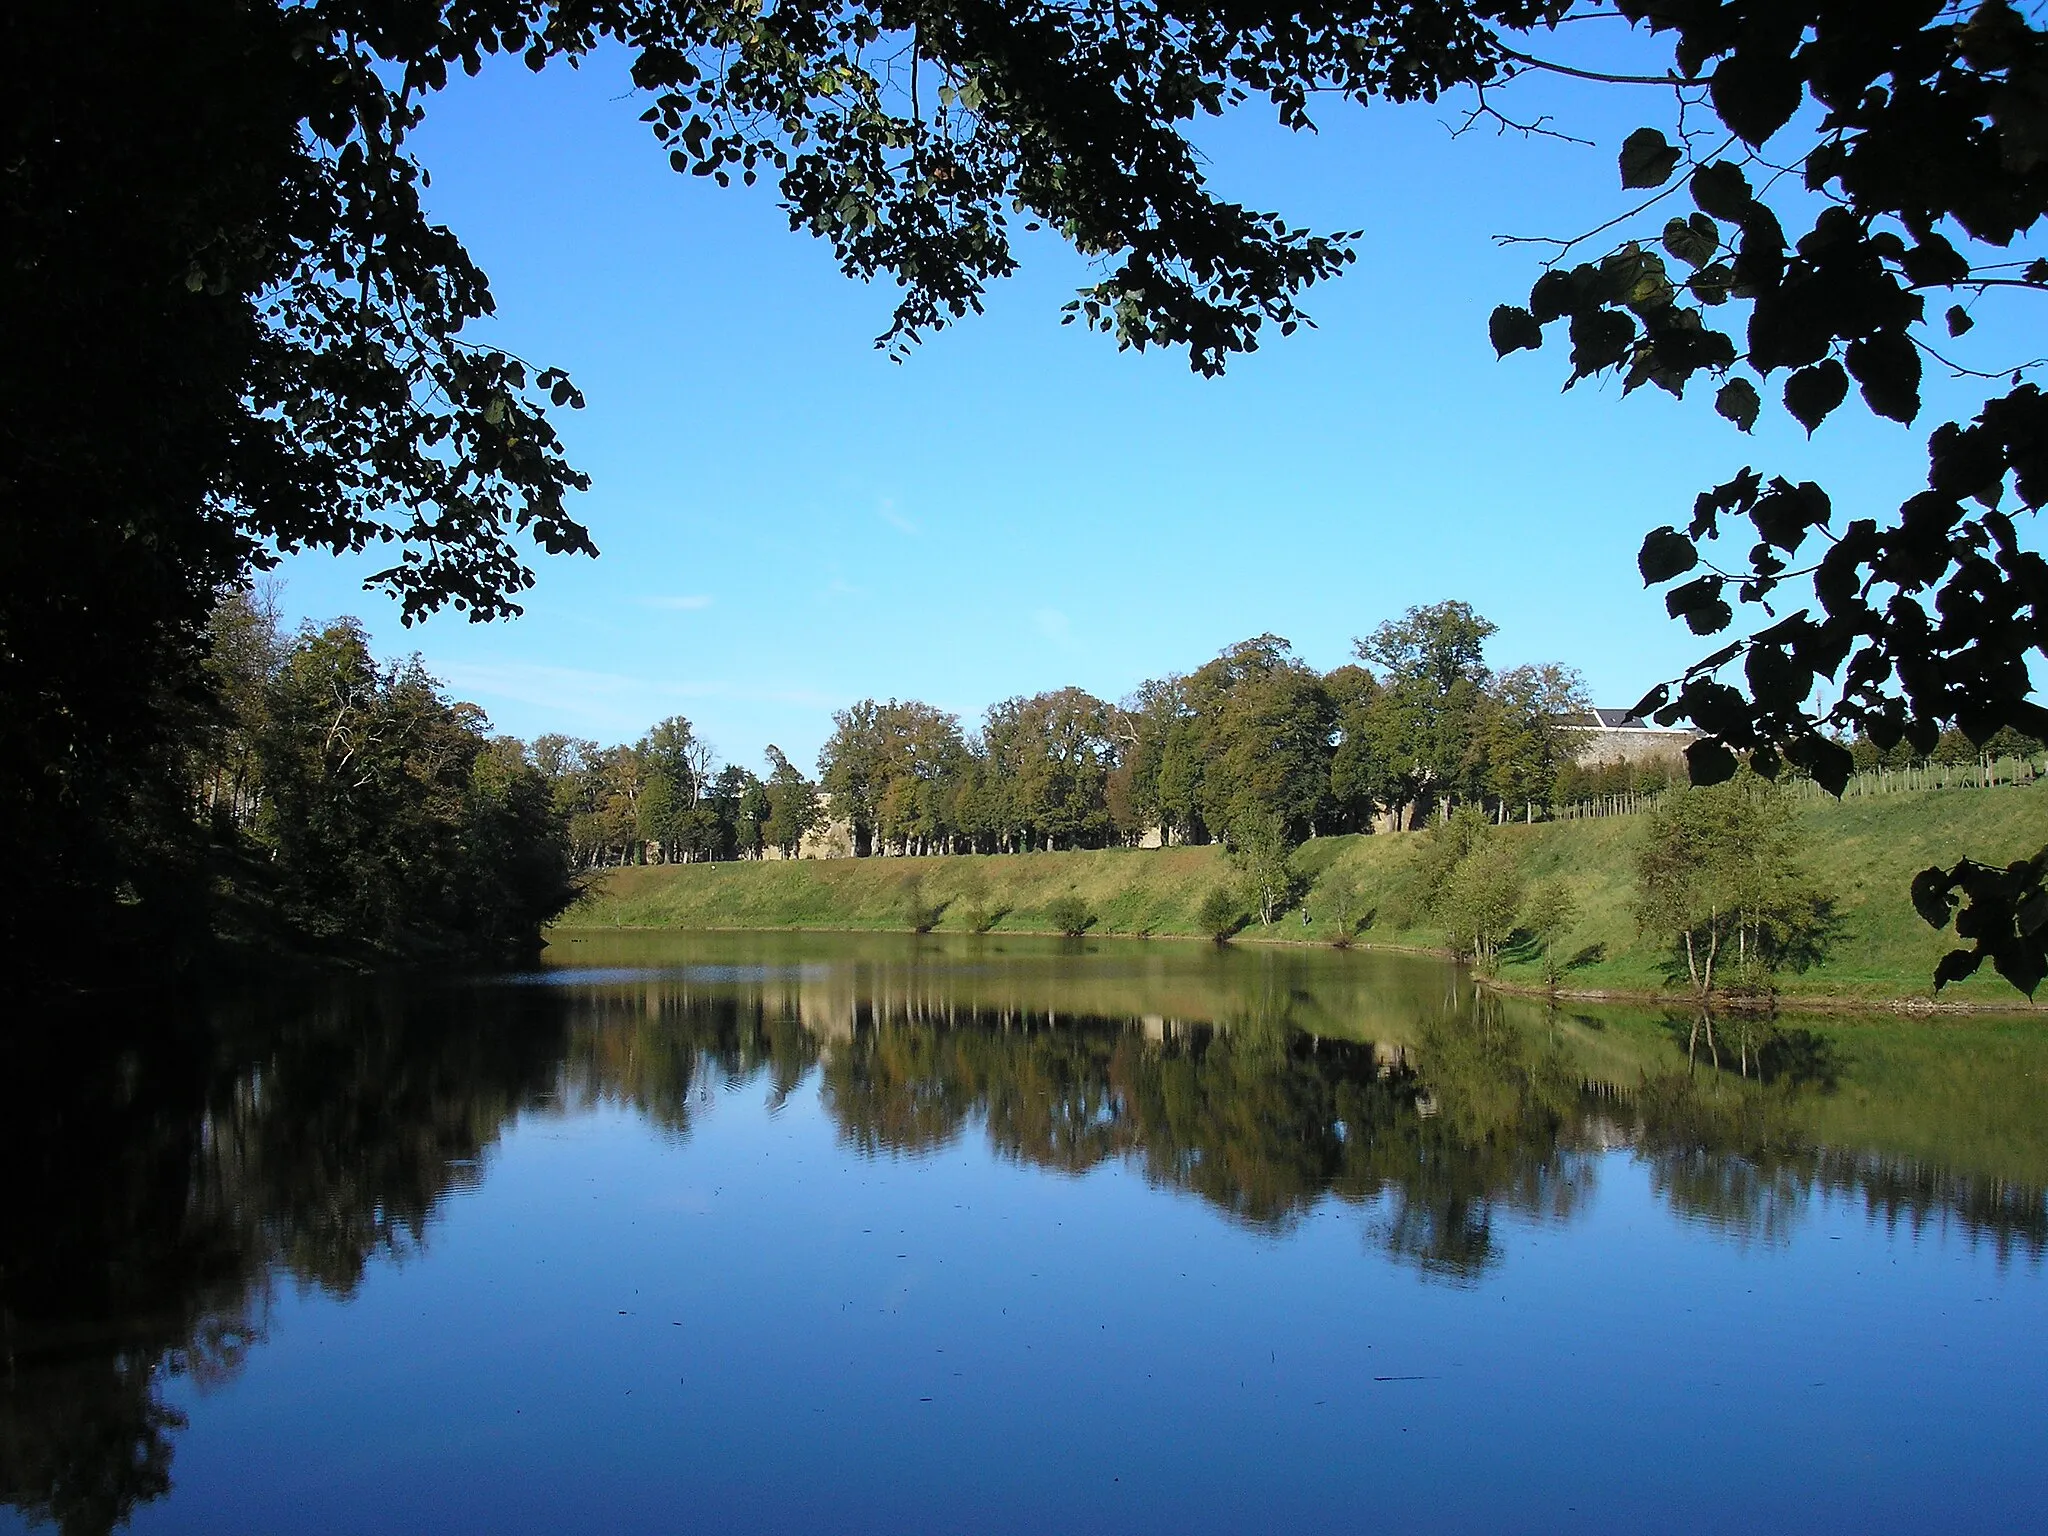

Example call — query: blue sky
[273,42,2023,775]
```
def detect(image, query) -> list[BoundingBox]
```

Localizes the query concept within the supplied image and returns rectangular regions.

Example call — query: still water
[6,932,2048,1535]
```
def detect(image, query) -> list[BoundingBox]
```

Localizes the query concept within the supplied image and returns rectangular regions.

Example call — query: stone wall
[1571,725,1699,767]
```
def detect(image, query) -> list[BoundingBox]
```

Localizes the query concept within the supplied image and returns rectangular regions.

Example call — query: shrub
[901,874,947,934]
[1317,868,1366,948]
[1227,807,1302,925]
[1439,840,1525,971]
[1045,893,1093,937]
[1196,886,1244,942]
[957,870,1003,932]
[1523,878,1580,987]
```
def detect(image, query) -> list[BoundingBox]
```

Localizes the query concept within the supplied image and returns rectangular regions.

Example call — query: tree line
[811,601,1590,860]
[53,592,1608,967]
[188,591,575,966]
[526,601,1598,870]
[152,586,2048,970]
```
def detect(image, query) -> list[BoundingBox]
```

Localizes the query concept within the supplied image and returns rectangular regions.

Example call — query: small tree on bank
[1439,840,1525,974]
[1227,808,1300,928]
[957,870,1003,934]
[1633,773,1828,1001]
[1317,868,1367,949]
[1522,880,1581,989]
[1045,893,1094,938]
[1197,887,1244,943]
[901,874,946,934]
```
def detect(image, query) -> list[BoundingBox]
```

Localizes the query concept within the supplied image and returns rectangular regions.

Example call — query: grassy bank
[560,783,2048,1007]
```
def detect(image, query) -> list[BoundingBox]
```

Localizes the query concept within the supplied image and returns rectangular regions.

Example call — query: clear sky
[272,42,2013,776]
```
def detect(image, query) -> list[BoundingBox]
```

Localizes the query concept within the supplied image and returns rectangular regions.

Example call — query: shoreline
[547,921,2048,1018]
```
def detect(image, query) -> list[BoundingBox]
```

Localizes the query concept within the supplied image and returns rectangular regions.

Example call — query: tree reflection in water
[3,972,2045,1534]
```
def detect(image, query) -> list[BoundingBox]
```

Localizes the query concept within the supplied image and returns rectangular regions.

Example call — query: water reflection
[5,938,2047,1533]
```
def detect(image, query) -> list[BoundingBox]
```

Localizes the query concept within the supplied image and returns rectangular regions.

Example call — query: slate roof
[1562,708,1676,730]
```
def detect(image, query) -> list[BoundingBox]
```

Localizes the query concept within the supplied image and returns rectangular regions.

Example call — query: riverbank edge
[547,920,2048,1017]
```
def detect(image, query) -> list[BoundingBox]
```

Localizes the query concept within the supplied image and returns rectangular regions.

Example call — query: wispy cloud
[638,594,714,612]
[430,659,836,734]
[877,498,919,536]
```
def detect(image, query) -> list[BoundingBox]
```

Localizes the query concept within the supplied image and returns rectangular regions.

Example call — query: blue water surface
[5,933,2044,1535]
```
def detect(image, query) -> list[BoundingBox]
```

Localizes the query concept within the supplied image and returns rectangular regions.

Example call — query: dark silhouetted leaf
[1933,948,1983,989]
[1620,128,1681,189]
[1685,737,1739,785]
[1488,305,1542,356]
[1784,360,1849,434]
[1711,48,1803,146]
[1794,732,1853,794]
[1662,213,1719,267]
[1993,941,2046,996]
[1639,527,1699,584]
[1689,162,1755,220]
[1846,333,1922,423]
[1947,304,1975,337]
[1715,377,1760,431]
[1913,866,1959,928]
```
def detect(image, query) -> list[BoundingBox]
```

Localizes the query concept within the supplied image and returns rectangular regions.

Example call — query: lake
[5,932,2047,1535]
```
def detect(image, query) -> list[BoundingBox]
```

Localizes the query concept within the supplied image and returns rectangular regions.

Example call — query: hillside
[559,783,2048,1007]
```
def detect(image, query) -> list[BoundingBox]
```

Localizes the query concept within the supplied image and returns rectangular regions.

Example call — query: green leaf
[1661,213,1718,267]
[1619,128,1681,189]
[1488,305,1543,357]
[1715,377,1760,431]
[1638,527,1699,584]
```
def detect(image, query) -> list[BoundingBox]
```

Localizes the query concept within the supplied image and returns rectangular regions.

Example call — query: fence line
[1549,753,2048,824]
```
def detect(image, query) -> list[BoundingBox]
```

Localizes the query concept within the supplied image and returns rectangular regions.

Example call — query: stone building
[1566,708,1699,767]
[759,794,856,860]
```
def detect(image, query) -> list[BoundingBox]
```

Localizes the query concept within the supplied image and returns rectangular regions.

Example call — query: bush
[1439,840,1525,971]
[1317,868,1366,948]
[1523,878,1580,986]
[1227,807,1302,925]
[1196,886,1244,942]
[957,870,1003,932]
[901,874,947,933]
[1045,893,1093,937]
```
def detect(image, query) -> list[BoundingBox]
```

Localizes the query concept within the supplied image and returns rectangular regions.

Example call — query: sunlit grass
[560,784,2048,1006]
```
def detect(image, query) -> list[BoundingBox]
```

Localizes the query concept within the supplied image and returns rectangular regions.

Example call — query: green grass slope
[560,784,2048,1007]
